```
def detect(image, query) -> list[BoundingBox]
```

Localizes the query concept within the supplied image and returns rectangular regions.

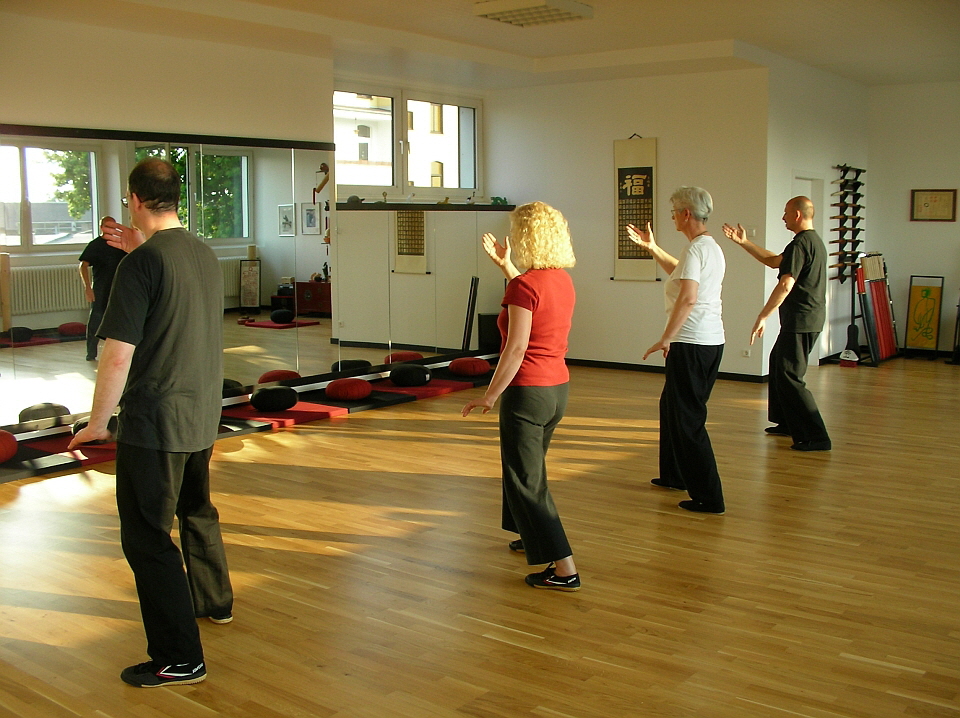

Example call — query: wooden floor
[0,358,958,717]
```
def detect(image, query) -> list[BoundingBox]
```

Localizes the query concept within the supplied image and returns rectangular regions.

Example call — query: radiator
[10,265,86,315]
[8,257,244,316]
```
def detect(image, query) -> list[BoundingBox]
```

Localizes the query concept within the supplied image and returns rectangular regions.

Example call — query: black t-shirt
[97,228,223,452]
[78,236,127,302]
[778,229,827,333]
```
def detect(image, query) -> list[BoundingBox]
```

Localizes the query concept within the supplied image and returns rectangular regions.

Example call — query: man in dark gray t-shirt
[70,158,232,688]
[722,196,831,452]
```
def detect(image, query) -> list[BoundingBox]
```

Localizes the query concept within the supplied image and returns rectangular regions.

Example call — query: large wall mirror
[0,124,511,428]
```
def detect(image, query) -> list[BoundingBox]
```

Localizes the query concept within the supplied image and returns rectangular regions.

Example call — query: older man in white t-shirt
[627,186,726,514]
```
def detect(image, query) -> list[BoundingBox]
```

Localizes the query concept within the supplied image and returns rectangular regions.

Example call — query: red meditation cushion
[0,430,18,463]
[258,369,302,384]
[448,357,491,376]
[326,378,373,401]
[58,321,87,337]
[384,351,423,364]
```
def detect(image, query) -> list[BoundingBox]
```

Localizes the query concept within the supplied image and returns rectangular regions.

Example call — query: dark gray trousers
[115,443,233,665]
[659,342,725,509]
[768,331,830,444]
[499,384,572,566]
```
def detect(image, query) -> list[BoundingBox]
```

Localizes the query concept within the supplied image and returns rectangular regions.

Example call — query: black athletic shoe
[650,478,684,490]
[208,614,233,624]
[764,425,791,436]
[525,563,581,592]
[791,440,832,452]
[678,500,725,515]
[508,539,524,553]
[120,661,206,687]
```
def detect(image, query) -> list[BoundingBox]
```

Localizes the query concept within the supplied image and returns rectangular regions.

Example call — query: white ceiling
[7,0,960,88]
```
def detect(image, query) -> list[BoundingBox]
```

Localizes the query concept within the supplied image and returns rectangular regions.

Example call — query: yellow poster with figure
[906,277,943,350]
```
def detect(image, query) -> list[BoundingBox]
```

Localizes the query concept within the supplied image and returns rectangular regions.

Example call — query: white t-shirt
[664,233,725,345]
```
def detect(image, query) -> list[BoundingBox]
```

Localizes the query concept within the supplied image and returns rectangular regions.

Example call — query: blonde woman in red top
[462,201,580,591]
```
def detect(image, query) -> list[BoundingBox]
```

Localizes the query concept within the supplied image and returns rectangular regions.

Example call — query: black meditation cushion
[331,359,372,373]
[19,402,70,423]
[390,364,431,387]
[326,378,373,401]
[250,386,298,412]
[270,308,295,324]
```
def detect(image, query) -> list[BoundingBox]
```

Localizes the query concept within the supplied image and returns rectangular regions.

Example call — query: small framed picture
[301,203,321,235]
[278,204,295,236]
[910,189,957,222]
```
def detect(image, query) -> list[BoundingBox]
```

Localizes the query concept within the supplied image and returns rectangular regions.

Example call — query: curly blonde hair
[509,201,576,269]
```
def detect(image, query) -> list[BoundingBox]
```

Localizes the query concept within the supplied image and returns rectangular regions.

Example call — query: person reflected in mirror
[627,186,726,515]
[462,202,581,591]
[77,215,126,361]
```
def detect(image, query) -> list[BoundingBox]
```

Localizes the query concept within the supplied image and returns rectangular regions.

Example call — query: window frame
[132,141,252,245]
[0,136,103,253]
[334,83,483,202]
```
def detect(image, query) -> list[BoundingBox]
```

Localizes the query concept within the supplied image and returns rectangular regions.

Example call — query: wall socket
[741,349,751,357]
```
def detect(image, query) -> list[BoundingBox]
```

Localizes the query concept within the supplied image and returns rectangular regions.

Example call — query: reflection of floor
[0,316,437,425]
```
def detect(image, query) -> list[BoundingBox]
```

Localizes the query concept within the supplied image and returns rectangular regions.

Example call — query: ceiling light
[474,0,593,27]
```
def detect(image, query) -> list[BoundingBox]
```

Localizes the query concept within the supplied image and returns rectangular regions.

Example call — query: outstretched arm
[482,233,520,280]
[721,223,782,268]
[626,222,678,275]
[750,274,795,344]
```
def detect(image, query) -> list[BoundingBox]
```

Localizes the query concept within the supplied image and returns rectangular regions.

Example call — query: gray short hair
[670,186,713,221]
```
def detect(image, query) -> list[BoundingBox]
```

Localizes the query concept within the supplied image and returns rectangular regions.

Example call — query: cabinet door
[335,212,391,344]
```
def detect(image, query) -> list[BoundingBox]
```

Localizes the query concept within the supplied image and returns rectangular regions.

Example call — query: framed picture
[910,189,956,222]
[278,204,295,236]
[301,203,321,235]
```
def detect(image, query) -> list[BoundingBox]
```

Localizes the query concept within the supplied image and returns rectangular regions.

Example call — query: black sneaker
[120,661,206,687]
[508,539,524,553]
[650,478,684,490]
[764,425,791,436]
[678,500,725,515]
[525,563,580,592]
[208,614,233,624]
[791,440,832,452]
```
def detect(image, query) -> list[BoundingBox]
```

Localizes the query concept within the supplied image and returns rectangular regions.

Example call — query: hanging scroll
[614,137,657,281]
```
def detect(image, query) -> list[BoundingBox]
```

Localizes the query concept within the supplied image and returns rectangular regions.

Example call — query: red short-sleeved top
[498,268,575,387]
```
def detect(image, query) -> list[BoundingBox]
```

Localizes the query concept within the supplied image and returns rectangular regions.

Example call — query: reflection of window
[0,144,98,248]
[134,144,249,240]
[335,87,480,197]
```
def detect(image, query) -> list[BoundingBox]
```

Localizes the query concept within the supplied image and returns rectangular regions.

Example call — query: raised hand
[482,233,510,267]
[626,222,656,251]
[101,218,146,253]
[721,222,748,245]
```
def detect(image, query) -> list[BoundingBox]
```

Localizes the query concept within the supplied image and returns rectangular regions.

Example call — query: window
[335,87,481,198]
[134,143,249,240]
[0,142,99,249]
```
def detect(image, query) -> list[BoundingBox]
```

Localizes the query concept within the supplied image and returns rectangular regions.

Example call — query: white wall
[763,56,870,367]
[484,68,770,375]
[0,12,333,143]
[869,81,960,351]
